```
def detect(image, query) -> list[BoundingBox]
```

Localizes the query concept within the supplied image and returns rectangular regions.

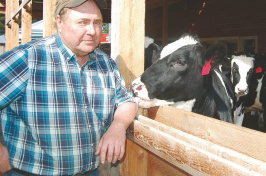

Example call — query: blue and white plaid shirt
[0,33,135,175]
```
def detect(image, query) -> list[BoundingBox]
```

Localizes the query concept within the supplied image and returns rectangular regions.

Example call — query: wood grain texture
[148,106,266,163]
[127,115,266,175]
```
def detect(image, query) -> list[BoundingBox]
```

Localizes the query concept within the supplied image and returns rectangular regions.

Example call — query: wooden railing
[122,106,266,175]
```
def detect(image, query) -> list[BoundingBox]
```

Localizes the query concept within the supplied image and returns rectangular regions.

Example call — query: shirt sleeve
[0,47,29,110]
[112,61,135,107]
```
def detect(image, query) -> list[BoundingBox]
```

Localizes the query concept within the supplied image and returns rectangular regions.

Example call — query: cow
[131,33,235,123]
[230,53,266,131]
[144,36,162,70]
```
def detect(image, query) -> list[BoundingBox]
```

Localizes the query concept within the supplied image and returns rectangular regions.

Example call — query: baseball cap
[54,0,107,18]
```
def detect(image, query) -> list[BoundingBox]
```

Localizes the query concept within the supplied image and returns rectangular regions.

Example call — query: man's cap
[54,0,107,18]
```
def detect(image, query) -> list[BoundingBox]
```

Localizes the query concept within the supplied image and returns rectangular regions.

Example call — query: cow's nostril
[238,88,248,94]
[136,85,142,91]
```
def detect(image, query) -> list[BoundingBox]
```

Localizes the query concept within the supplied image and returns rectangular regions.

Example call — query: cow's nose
[238,88,248,94]
[136,85,142,91]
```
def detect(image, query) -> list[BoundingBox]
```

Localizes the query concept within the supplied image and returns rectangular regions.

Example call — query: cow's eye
[170,59,182,66]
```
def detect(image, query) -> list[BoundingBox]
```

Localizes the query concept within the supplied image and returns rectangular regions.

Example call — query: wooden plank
[43,0,56,37]
[127,116,266,176]
[121,139,148,176]
[112,0,146,175]
[21,1,32,44]
[11,0,19,48]
[147,152,189,176]
[148,106,266,163]
[110,0,145,87]
[5,0,31,25]
[5,0,11,51]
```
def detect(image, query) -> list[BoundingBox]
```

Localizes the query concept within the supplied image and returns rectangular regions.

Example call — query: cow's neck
[170,99,196,112]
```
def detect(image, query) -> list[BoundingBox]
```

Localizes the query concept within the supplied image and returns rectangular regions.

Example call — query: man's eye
[94,21,101,25]
[78,21,85,25]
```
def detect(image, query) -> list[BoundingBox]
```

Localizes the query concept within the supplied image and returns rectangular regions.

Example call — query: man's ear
[55,15,62,32]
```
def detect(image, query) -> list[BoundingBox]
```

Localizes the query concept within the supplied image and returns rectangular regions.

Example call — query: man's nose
[85,24,96,35]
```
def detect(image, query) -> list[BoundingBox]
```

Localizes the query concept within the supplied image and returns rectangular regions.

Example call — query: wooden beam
[111,0,146,175]
[43,0,56,37]
[147,106,266,163]
[21,1,32,44]
[10,0,19,48]
[5,0,11,51]
[146,0,186,10]
[127,115,266,175]
[5,0,32,26]
[111,0,145,86]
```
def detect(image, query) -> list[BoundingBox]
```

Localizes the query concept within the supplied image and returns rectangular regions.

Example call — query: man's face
[57,1,103,57]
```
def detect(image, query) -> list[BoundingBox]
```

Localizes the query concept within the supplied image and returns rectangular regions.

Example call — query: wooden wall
[146,0,266,54]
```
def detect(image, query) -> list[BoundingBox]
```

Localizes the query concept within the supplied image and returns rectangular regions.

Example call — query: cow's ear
[205,43,227,64]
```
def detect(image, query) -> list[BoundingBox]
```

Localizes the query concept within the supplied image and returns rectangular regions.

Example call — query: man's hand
[95,121,127,164]
[95,102,137,164]
[0,143,11,175]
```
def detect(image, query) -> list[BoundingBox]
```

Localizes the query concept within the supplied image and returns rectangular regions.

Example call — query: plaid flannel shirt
[0,33,135,175]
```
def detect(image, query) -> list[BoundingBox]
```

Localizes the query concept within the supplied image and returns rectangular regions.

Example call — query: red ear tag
[256,66,262,73]
[202,57,213,76]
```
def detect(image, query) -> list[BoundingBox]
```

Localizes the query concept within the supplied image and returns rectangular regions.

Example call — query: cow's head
[230,54,254,97]
[131,33,204,108]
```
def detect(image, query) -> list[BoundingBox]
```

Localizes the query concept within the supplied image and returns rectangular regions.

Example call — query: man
[0,0,137,175]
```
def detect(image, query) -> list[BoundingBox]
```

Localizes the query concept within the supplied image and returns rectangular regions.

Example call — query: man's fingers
[106,144,115,163]
[100,144,108,164]
[118,144,125,161]
[95,139,103,156]
[111,143,121,163]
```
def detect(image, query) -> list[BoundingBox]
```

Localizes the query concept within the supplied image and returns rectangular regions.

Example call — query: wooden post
[110,0,145,87]
[110,0,146,175]
[21,1,32,44]
[11,0,19,48]
[43,0,56,37]
[5,0,11,51]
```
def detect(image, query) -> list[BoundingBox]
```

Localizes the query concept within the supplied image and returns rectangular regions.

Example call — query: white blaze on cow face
[160,35,198,59]
[131,77,174,108]
[231,55,254,97]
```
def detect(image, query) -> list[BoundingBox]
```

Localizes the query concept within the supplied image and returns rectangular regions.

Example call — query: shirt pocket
[88,87,116,124]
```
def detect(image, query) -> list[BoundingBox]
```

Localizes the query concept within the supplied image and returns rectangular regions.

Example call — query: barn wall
[146,0,266,54]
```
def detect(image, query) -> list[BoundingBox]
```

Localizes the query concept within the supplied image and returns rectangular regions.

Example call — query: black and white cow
[144,36,162,70]
[131,33,235,123]
[231,53,266,131]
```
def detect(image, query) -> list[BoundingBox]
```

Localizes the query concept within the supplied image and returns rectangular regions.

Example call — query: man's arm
[0,143,12,175]
[95,102,137,164]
